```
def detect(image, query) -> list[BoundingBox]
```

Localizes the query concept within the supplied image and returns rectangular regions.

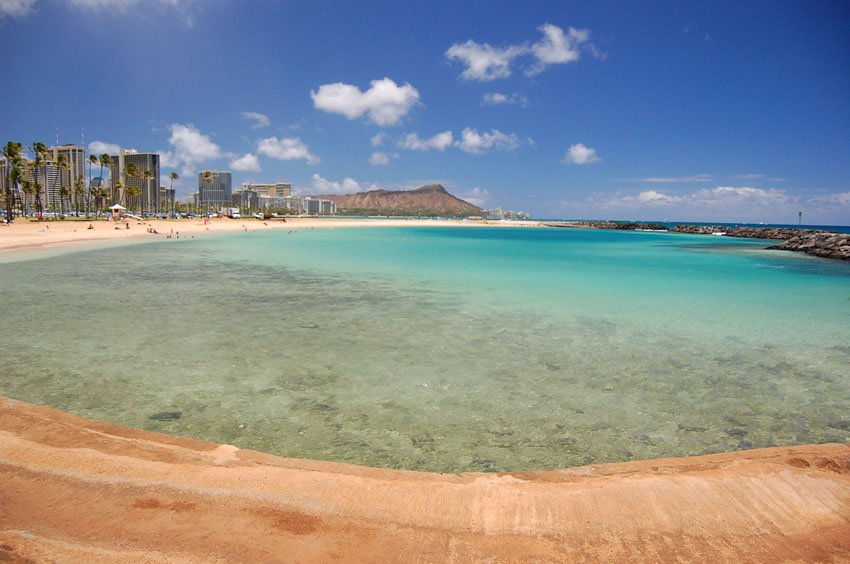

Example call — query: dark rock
[149,411,182,421]
[726,427,749,437]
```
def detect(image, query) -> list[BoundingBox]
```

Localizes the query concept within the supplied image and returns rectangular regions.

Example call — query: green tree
[88,154,98,218]
[125,163,140,209]
[169,171,178,216]
[52,152,69,217]
[73,175,85,215]
[142,169,153,214]
[98,153,112,205]
[3,141,24,222]
[31,142,49,215]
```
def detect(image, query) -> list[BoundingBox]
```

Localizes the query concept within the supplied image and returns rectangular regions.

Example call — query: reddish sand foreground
[1,397,849,562]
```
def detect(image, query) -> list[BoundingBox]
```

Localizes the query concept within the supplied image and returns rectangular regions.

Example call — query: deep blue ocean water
[0,226,848,471]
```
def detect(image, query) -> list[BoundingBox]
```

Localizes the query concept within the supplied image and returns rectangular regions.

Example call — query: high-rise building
[198,171,232,208]
[108,149,161,213]
[50,145,86,209]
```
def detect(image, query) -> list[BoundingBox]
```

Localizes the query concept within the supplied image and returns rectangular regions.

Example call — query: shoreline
[1,396,848,561]
[0,216,544,259]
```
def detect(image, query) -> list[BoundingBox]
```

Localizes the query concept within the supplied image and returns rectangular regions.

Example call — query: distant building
[159,186,175,211]
[233,189,258,211]
[50,144,86,210]
[305,197,336,215]
[242,182,291,198]
[198,171,232,208]
[108,149,161,212]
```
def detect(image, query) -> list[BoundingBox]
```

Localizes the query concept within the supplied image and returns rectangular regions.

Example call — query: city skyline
[1,0,848,224]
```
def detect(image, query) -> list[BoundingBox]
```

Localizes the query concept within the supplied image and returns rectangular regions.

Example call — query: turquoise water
[1,226,849,472]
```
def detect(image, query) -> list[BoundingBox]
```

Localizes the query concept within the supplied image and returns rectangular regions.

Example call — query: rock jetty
[544,221,850,261]
[768,231,850,261]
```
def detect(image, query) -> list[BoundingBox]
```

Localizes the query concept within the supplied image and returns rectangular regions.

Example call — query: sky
[1,0,849,224]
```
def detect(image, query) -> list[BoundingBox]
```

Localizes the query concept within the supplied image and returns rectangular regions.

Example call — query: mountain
[318,184,484,217]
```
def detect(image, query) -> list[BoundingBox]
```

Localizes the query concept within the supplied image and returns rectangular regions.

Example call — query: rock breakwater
[768,231,850,261]
[544,221,850,261]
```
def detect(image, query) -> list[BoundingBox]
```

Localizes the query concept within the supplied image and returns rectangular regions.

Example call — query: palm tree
[73,175,85,215]
[20,179,34,216]
[142,169,153,215]
[88,154,98,218]
[125,163,140,209]
[52,152,69,218]
[169,171,178,217]
[98,153,112,204]
[3,141,23,222]
[201,170,214,214]
[31,142,48,216]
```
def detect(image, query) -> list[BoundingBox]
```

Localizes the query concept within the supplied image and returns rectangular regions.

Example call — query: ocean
[1,225,848,472]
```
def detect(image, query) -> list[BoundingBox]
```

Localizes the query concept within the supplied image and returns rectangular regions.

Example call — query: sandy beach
[0,216,543,256]
[1,397,848,562]
[2,217,850,561]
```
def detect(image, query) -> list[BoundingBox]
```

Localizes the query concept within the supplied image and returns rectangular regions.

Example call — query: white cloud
[370,132,386,147]
[459,187,490,207]
[169,123,223,164]
[308,173,361,195]
[241,111,270,129]
[230,153,261,172]
[456,128,520,154]
[88,140,122,156]
[563,143,601,165]
[311,77,420,126]
[398,131,454,152]
[528,23,587,75]
[257,136,319,165]
[369,151,399,166]
[636,190,684,204]
[482,92,528,107]
[158,151,179,169]
[446,23,601,81]
[0,0,36,18]
[445,40,527,81]
[591,186,798,211]
[808,192,850,207]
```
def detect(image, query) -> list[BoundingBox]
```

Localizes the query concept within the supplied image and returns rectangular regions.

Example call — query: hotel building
[108,149,161,212]
[198,171,232,208]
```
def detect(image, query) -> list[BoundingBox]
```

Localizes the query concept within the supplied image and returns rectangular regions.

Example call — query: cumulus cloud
[459,187,491,207]
[0,0,36,18]
[153,123,224,178]
[311,77,420,126]
[308,173,361,195]
[169,123,222,164]
[369,151,399,166]
[446,23,601,81]
[88,140,122,156]
[229,153,261,172]
[370,132,386,147]
[482,92,529,107]
[398,131,454,152]
[241,111,270,129]
[563,143,602,165]
[445,41,527,81]
[455,128,520,154]
[528,23,589,75]
[257,136,319,165]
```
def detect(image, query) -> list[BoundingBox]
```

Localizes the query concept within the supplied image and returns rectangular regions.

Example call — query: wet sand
[1,397,848,562]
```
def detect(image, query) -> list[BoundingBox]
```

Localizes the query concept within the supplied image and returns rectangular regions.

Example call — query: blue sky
[1,0,848,224]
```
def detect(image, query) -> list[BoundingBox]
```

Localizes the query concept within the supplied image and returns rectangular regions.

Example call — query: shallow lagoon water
[1,226,849,472]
